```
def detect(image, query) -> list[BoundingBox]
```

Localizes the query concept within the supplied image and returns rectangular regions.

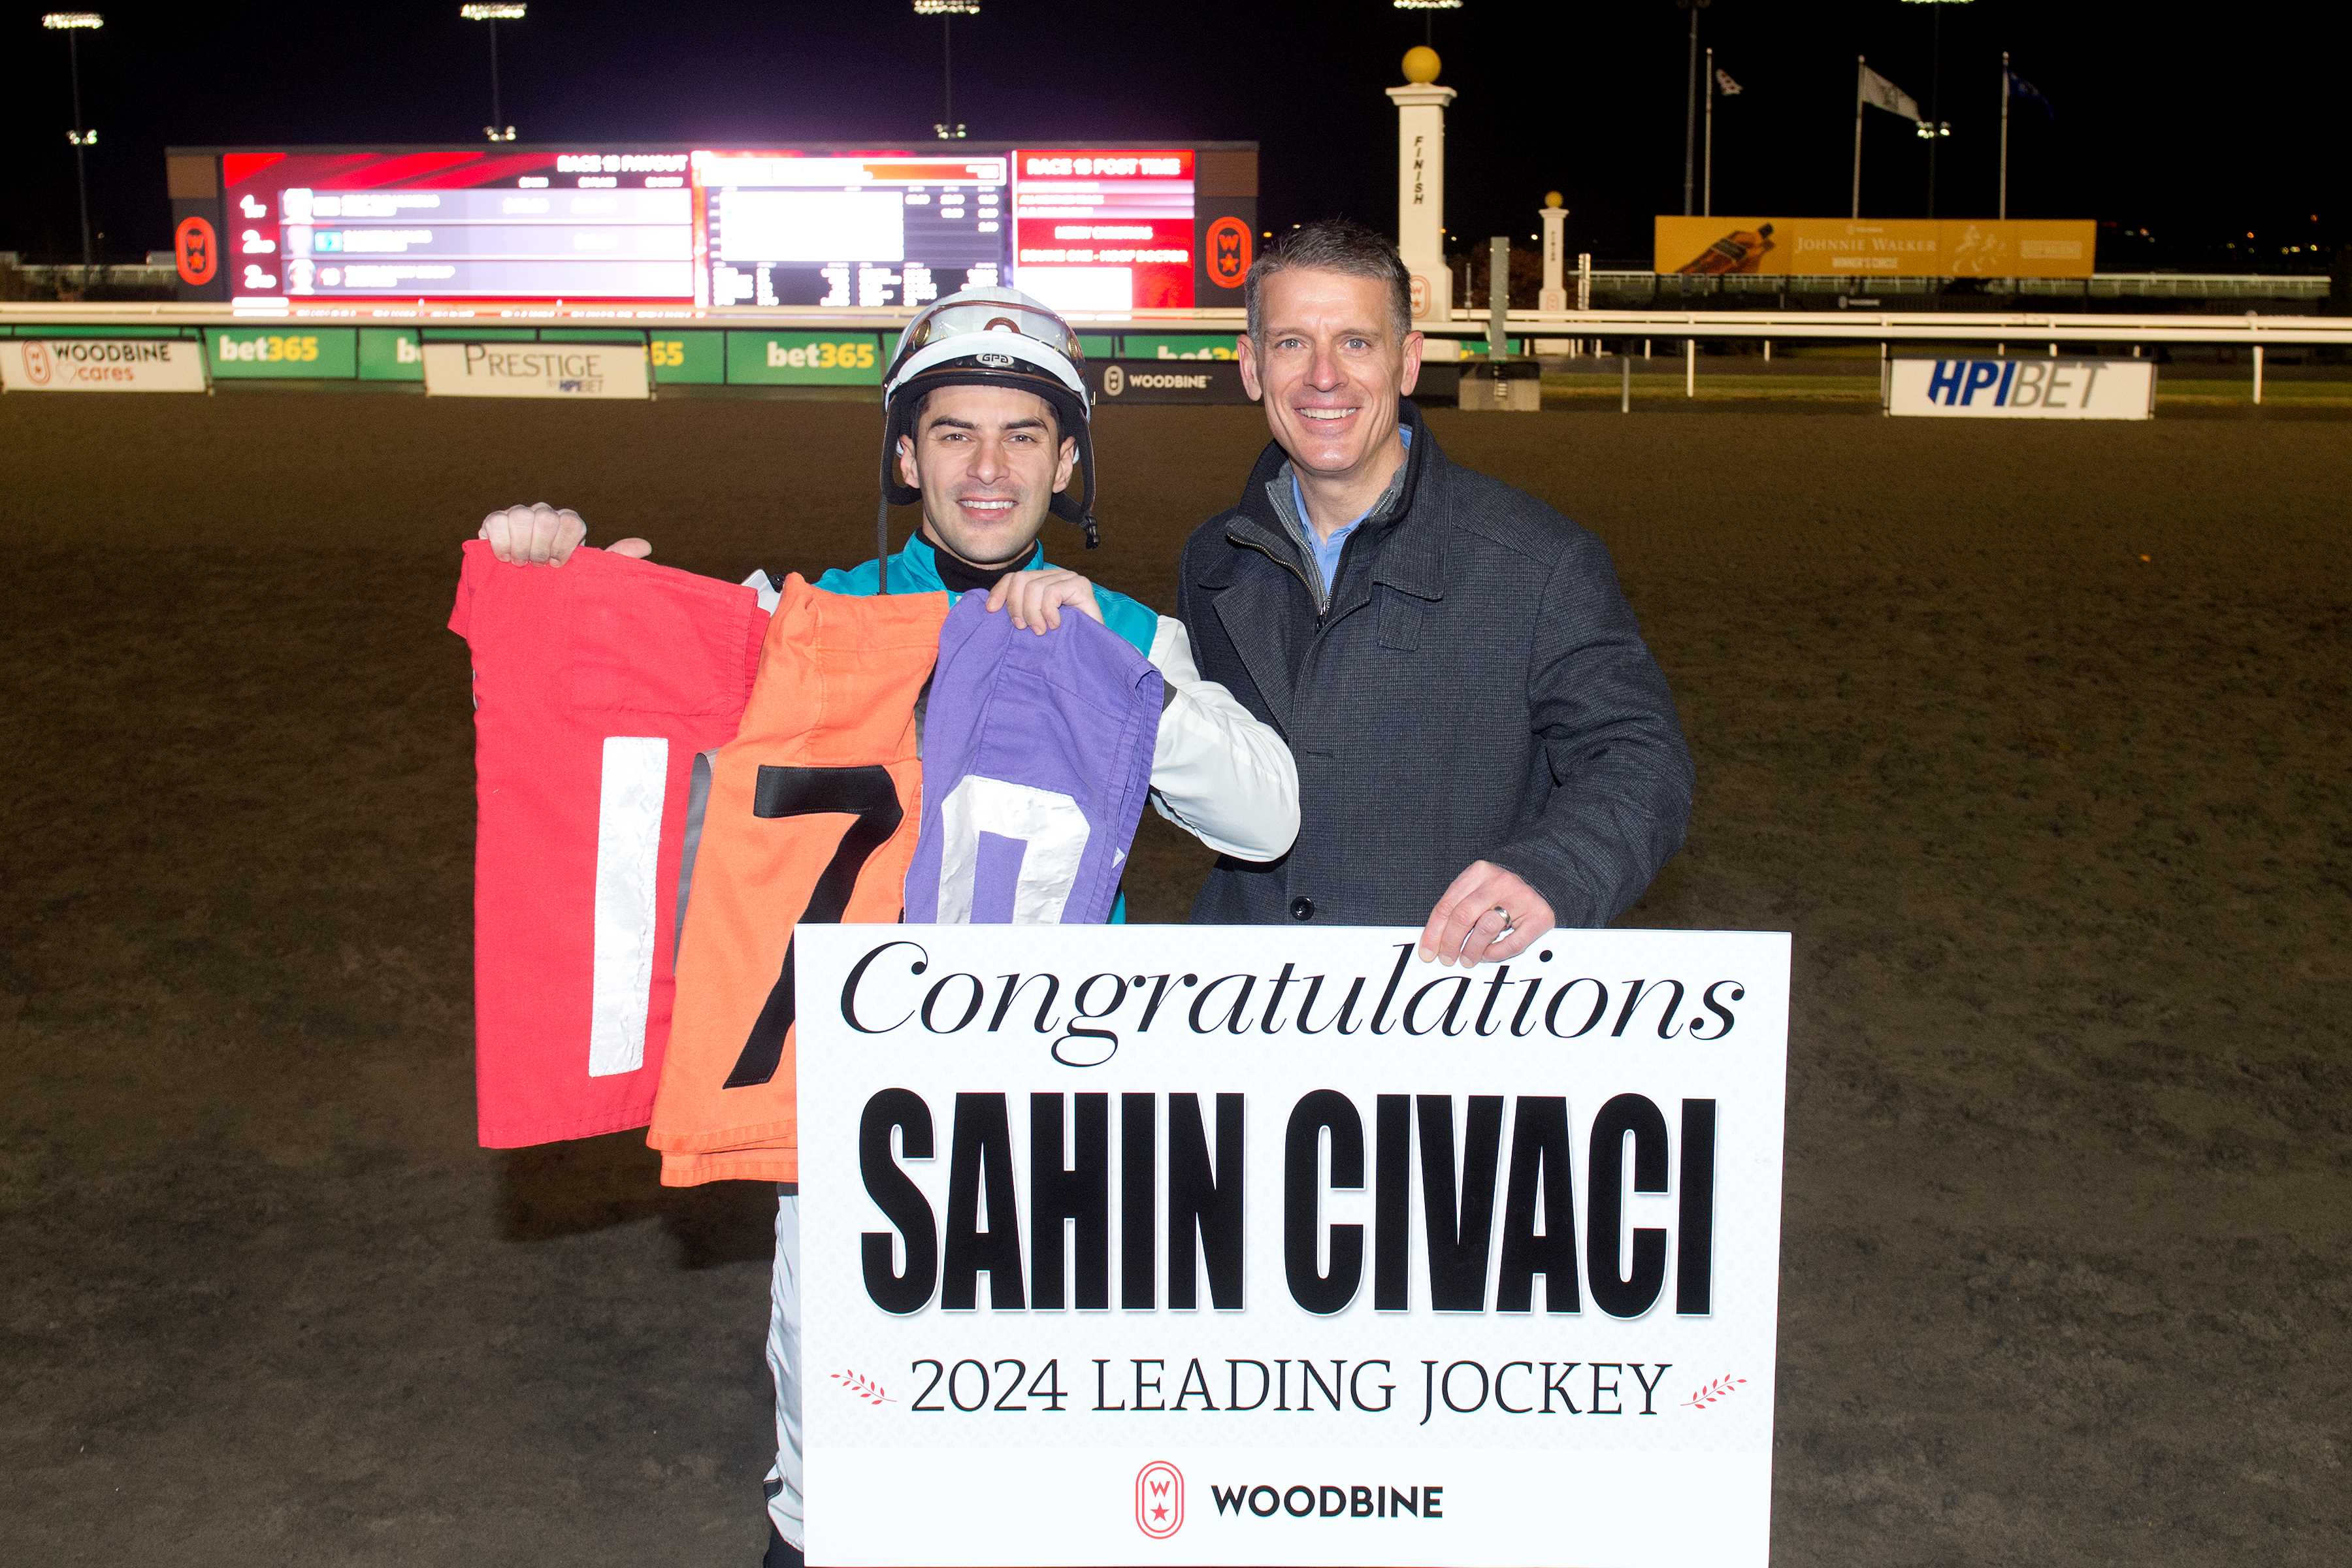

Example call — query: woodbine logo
[1135,1460,1183,1539]
[1101,367,1214,396]
[1208,1480,1447,1524]
[38,341,178,365]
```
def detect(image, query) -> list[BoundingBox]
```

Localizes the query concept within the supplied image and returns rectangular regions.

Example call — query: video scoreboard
[165,144,1257,316]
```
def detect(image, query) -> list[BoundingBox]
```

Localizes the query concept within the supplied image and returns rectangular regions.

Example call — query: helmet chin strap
[875,495,891,595]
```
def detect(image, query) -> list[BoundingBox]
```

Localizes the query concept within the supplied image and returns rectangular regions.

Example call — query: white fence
[4,300,2338,405]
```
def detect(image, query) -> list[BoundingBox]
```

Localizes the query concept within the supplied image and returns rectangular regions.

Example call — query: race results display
[170,144,1257,317]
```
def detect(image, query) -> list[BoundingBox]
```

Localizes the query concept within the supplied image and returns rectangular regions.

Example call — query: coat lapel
[1207,512,1307,733]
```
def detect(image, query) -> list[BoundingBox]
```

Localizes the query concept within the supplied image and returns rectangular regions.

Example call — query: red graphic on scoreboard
[174,216,218,286]
[1205,216,1251,290]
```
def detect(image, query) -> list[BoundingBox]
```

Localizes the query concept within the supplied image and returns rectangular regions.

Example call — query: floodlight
[42,11,105,27]
[913,1,979,12]
[461,3,525,18]
[1392,1,1463,8]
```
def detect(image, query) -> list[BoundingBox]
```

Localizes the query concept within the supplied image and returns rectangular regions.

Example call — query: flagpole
[1703,47,1715,218]
[1852,56,1865,220]
[1999,51,2010,220]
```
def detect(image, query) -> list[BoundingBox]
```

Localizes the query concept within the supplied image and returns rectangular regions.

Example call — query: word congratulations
[840,939,1752,1066]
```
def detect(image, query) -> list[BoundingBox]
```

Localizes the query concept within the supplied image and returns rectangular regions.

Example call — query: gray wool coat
[1175,399,1694,929]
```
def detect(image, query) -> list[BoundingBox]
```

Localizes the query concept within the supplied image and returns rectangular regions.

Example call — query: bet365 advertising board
[796,924,1791,1567]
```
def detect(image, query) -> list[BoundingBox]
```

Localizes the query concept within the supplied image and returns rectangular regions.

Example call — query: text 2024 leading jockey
[470,287,1298,1566]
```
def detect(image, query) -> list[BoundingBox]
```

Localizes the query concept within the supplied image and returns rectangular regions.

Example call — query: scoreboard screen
[171,143,1256,316]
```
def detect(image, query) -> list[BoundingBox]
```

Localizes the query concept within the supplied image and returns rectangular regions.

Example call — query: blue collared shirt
[1287,425,1413,594]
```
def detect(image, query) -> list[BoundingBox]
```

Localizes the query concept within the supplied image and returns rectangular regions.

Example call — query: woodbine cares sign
[796,925,1791,1567]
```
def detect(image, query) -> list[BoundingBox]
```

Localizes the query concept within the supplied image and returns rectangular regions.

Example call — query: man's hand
[1419,860,1557,967]
[985,567,1103,634]
[477,502,651,565]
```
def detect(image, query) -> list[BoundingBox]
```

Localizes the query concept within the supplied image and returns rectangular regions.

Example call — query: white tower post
[1538,191,1569,310]
[1387,46,1456,338]
[1536,191,1571,355]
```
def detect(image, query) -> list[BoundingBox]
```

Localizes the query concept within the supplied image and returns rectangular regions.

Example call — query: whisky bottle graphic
[1678,222,1775,275]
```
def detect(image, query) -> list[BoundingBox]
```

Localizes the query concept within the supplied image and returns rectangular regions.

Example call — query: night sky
[1,0,2338,271]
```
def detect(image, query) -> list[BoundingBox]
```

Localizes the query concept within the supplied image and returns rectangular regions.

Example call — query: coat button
[1290,896,1315,921]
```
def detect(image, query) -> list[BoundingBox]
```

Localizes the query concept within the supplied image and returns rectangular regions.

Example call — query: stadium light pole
[915,0,979,140]
[1902,0,1971,218]
[43,12,104,281]
[1392,0,1463,50]
[1676,0,1710,217]
[461,4,525,142]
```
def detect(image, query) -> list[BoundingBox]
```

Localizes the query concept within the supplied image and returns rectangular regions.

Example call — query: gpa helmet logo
[976,350,1015,368]
[24,341,54,385]
[174,216,218,287]
[1206,216,1252,290]
[1135,1460,1184,1539]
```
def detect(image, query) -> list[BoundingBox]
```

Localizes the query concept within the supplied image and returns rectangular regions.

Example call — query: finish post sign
[420,340,651,399]
[1886,356,2155,420]
[797,925,1791,1568]
[0,338,208,393]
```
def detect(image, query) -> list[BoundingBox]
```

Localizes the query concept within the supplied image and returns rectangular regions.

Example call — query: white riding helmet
[878,287,1098,566]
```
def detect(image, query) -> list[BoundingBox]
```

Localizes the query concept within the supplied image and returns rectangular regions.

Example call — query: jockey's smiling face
[898,384,1077,571]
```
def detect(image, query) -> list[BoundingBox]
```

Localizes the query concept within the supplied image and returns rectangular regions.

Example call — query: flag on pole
[2006,69,2054,118]
[1858,63,1922,122]
[1715,66,1744,96]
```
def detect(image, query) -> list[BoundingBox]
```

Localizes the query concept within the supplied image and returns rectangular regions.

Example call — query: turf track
[3,390,2348,1565]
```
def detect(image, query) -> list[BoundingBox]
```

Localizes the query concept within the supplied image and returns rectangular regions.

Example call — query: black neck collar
[926,534,1041,594]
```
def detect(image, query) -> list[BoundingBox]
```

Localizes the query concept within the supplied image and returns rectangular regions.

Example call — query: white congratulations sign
[0,338,208,393]
[421,340,651,399]
[1886,355,2154,419]
[797,924,1791,1568]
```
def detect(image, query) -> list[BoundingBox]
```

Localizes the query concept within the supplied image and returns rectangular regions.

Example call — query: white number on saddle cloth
[589,735,667,1077]
[932,776,1092,925]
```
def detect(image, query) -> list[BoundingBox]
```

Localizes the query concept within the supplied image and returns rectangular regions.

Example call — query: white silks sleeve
[1145,613,1301,863]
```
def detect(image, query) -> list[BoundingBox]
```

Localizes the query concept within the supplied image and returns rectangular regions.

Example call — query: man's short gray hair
[1243,219,1414,345]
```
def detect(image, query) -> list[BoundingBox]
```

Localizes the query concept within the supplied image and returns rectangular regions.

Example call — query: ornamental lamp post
[461,4,525,142]
[42,12,103,280]
[914,0,980,140]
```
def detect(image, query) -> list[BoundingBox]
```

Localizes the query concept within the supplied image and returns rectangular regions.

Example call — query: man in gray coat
[1177,220,1692,964]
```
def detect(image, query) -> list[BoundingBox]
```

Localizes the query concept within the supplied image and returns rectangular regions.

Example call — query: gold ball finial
[1402,46,1441,84]
[1544,191,1564,208]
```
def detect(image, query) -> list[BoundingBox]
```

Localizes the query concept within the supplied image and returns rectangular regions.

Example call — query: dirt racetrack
[3,389,2348,1567]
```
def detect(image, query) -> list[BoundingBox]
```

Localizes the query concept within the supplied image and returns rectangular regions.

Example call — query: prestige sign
[1887,357,2155,419]
[420,340,651,399]
[798,925,1791,1568]
[0,338,208,393]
